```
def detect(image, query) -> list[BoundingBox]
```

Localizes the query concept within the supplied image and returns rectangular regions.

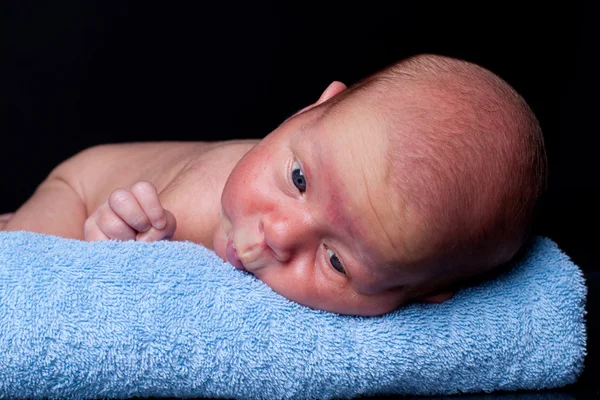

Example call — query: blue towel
[0,231,586,399]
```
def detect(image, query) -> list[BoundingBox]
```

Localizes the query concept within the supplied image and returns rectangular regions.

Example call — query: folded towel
[0,231,586,399]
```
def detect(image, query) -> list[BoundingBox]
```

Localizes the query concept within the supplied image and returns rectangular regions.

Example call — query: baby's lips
[226,237,247,271]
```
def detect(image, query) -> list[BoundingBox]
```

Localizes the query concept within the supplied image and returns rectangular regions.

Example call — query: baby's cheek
[223,170,252,213]
[262,263,318,302]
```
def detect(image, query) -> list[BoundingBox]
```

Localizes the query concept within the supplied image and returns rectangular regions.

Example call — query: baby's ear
[316,81,347,105]
[285,81,347,122]
[419,290,454,304]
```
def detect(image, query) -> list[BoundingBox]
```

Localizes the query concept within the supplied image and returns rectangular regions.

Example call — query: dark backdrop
[1,1,598,397]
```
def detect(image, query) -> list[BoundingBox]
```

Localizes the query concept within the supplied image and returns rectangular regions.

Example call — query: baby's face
[214,95,441,316]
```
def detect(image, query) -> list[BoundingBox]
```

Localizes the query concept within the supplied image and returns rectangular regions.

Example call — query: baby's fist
[84,181,176,242]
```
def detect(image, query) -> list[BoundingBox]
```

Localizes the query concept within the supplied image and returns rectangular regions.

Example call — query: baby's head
[214,54,548,316]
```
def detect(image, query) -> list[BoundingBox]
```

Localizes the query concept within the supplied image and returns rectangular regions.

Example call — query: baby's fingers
[108,188,152,233]
[84,203,137,241]
[83,217,110,241]
[129,181,166,230]
[136,209,177,242]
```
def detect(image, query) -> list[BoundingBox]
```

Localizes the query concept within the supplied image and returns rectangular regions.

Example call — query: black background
[1,1,598,398]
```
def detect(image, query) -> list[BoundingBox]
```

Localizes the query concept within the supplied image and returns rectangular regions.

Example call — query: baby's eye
[291,160,306,193]
[327,248,346,275]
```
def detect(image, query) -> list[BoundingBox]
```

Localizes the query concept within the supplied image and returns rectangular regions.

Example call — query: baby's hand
[0,212,14,231]
[84,181,176,242]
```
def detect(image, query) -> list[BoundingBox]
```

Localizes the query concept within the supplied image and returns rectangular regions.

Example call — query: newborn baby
[2,54,548,316]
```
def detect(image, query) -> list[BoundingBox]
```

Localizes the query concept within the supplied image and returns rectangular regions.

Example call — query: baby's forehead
[309,140,406,255]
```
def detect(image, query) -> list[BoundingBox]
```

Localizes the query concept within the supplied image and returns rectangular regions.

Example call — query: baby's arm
[4,142,201,240]
[3,171,87,239]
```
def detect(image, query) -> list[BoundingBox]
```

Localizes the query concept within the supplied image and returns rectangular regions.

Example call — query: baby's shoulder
[60,140,255,214]
[196,139,259,167]
[167,139,258,193]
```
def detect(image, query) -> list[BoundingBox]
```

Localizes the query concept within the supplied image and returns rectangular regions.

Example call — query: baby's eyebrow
[308,137,362,237]
[307,138,370,282]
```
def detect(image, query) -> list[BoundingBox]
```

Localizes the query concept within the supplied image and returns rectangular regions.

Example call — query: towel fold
[0,232,586,399]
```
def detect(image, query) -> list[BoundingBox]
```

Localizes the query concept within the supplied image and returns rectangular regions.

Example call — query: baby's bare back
[4,140,258,245]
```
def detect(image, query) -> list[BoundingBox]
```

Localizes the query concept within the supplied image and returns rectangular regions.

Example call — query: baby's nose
[261,213,313,262]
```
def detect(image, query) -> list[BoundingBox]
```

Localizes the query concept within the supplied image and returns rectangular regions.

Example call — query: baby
[2,54,547,316]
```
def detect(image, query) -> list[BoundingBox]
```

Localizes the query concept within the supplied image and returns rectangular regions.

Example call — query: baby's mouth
[225,237,247,272]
